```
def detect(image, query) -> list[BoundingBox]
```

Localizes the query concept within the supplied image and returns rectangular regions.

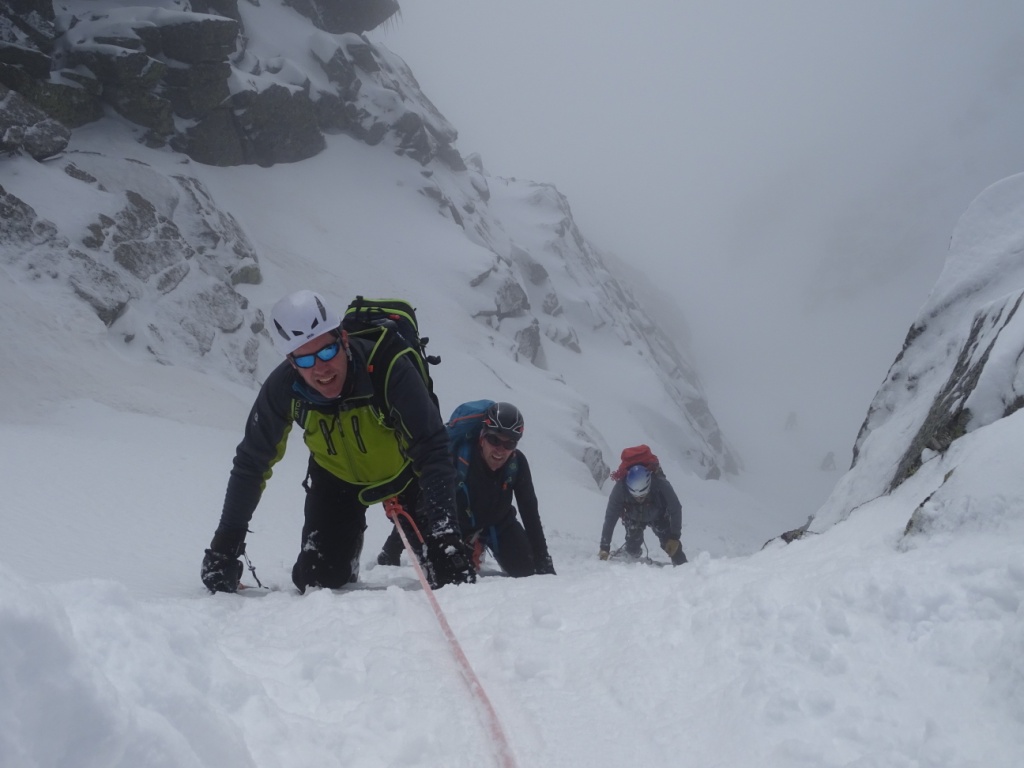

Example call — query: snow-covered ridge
[814,172,1024,530]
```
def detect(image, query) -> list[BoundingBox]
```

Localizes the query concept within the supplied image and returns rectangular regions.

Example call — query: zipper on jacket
[351,415,368,453]
[319,419,337,455]
[334,411,369,478]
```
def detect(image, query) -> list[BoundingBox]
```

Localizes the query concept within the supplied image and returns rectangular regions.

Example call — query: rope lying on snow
[384,497,519,768]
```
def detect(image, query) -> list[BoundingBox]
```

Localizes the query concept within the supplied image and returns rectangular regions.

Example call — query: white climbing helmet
[270,290,342,355]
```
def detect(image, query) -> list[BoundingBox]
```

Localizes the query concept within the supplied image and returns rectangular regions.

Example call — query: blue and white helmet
[625,464,652,499]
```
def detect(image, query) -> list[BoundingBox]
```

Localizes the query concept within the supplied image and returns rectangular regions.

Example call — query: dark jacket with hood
[458,445,549,561]
[600,471,682,552]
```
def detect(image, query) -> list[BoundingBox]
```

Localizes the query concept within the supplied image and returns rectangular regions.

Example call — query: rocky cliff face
[812,172,1024,531]
[0,154,264,379]
[0,0,738,481]
[0,0,429,166]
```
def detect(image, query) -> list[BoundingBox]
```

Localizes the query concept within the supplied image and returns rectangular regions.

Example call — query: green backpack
[341,296,441,411]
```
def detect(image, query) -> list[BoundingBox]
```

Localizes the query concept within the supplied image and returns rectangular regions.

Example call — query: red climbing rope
[383,497,518,768]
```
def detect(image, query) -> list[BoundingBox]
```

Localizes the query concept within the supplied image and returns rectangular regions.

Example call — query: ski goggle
[483,432,518,451]
[290,339,341,369]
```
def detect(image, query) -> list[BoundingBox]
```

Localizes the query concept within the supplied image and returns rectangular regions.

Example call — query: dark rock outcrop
[0,156,263,382]
[886,292,1023,492]
[0,1,447,170]
[284,0,399,34]
[0,82,70,159]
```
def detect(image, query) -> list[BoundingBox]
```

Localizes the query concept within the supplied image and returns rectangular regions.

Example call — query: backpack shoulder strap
[454,437,473,483]
[502,453,519,490]
[361,325,440,414]
[357,327,406,414]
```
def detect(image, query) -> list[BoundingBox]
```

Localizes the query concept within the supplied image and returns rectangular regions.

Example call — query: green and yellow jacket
[215,336,455,542]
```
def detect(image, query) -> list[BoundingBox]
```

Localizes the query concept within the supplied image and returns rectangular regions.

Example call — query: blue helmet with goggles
[270,290,342,356]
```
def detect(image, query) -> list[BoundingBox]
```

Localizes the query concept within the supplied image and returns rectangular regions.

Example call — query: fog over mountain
[381,2,1024,512]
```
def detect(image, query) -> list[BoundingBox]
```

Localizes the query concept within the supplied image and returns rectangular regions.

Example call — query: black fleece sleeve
[512,453,549,559]
[212,361,295,550]
[382,353,457,533]
[656,475,683,539]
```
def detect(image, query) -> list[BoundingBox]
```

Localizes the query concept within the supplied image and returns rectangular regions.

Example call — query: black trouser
[379,524,406,564]
[293,458,420,591]
[476,514,537,577]
[622,517,688,565]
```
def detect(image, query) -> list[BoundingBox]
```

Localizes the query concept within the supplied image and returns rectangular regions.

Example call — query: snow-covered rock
[815,172,1024,531]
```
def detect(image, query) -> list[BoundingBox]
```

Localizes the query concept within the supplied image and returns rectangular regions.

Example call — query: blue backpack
[447,400,520,507]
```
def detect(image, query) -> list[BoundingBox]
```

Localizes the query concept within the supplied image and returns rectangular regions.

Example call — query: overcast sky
[375,2,1024,489]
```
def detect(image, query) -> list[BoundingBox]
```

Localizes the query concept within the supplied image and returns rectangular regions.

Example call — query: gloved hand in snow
[427,532,476,587]
[201,548,242,593]
[535,554,556,575]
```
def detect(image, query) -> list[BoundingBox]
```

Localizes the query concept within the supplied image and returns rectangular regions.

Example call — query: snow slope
[2,141,1023,768]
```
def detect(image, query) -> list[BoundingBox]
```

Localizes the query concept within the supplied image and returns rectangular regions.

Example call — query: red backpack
[610,444,661,481]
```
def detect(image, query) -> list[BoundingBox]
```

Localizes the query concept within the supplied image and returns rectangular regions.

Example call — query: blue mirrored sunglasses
[291,340,341,369]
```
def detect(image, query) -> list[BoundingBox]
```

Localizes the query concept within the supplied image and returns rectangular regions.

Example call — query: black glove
[201,548,243,593]
[426,533,476,587]
[535,554,556,575]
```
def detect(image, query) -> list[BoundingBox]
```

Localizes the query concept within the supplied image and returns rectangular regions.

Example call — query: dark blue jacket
[600,472,682,551]
[458,446,549,560]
